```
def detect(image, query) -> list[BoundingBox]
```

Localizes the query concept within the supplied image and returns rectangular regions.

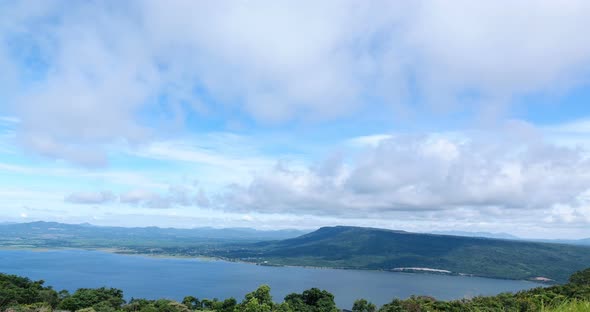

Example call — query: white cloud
[65,190,115,205]
[119,189,168,208]
[119,185,211,209]
[347,134,394,148]
[2,1,590,164]
[219,127,590,226]
[0,116,20,124]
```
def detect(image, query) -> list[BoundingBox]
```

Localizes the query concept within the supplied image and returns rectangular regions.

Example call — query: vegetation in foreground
[545,300,590,312]
[1,268,590,312]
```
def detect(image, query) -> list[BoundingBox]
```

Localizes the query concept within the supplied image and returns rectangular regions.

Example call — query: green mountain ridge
[213,226,590,283]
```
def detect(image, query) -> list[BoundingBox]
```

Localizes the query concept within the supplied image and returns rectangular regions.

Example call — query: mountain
[430,230,520,240]
[533,238,590,246]
[214,226,590,283]
[0,221,308,248]
[429,230,590,246]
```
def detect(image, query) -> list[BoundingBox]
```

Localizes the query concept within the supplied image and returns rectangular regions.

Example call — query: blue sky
[2,1,590,238]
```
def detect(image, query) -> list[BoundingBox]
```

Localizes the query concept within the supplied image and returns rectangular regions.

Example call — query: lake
[0,249,543,309]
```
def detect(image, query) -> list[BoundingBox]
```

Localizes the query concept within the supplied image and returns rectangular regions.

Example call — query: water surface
[0,249,543,309]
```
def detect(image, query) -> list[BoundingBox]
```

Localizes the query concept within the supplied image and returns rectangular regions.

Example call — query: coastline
[0,245,550,285]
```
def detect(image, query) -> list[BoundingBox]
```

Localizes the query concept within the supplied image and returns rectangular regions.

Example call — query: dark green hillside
[215,226,590,282]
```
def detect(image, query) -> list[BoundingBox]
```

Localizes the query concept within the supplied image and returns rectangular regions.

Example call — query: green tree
[352,299,376,312]
[0,274,60,309]
[181,296,200,309]
[200,298,215,310]
[569,268,590,286]
[284,288,338,312]
[245,285,273,307]
[273,302,293,312]
[218,297,237,312]
[58,287,125,311]
[242,297,272,312]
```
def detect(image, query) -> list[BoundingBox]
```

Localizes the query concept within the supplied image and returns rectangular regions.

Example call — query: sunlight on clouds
[1,1,590,238]
[2,1,590,165]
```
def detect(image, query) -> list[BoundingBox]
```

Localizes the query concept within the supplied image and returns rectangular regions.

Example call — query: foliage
[283,288,338,312]
[544,300,590,312]
[568,268,590,286]
[57,288,125,312]
[352,299,376,312]
[0,274,58,310]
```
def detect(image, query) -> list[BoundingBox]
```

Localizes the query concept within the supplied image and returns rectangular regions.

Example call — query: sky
[2,1,590,239]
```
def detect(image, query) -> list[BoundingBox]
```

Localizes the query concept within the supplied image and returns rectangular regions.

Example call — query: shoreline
[0,245,550,285]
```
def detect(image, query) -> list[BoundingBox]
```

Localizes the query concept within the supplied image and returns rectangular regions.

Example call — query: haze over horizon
[2,1,590,239]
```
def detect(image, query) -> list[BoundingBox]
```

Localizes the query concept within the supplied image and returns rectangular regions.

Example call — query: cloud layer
[66,185,210,209]
[65,191,116,204]
[2,1,590,164]
[219,126,590,227]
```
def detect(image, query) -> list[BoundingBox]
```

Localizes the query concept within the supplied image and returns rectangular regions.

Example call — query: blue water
[0,249,543,309]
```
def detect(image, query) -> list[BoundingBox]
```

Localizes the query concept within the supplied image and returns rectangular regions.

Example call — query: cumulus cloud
[218,126,590,222]
[65,191,116,205]
[120,185,211,209]
[119,189,178,209]
[2,1,590,164]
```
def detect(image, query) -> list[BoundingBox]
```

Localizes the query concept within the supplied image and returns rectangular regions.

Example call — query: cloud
[119,185,211,209]
[0,116,20,124]
[2,1,590,164]
[218,125,590,223]
[65,191,116,204]
[119,189,166,208]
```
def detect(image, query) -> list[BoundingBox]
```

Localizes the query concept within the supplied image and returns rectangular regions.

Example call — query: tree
[273,302,293,312]
[240,286,275,312]
[242,297,272,312]
[352,299,376,312]
[181,296,200,309]
[245,285,273,307]
[378,299,404,312]
[569,268,590,286]
[284,288,338,312]
[0,273,60,309]
[218,297,237,312]
[201,298,215,310]
[58,288,125,311]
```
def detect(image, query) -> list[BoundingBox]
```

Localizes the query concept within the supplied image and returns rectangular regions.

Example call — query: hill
[0,221,308,249]
[213,226,590,283]
[430,230,520,240]
[430,231,590,247]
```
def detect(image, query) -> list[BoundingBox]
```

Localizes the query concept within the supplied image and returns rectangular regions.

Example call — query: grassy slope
[545,301,590,312]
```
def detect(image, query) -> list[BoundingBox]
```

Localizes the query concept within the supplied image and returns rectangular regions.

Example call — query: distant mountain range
[0,221,308,248]
[429,230,590,246]
[429,230,521,240]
